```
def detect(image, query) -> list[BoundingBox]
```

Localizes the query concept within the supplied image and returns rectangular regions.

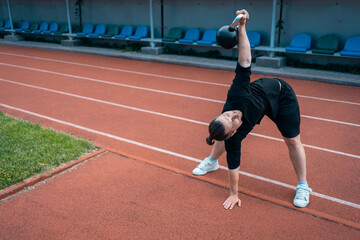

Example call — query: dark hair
[206,116,231,145]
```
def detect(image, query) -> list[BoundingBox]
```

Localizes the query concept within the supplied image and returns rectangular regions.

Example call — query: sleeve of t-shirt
[224,123,253,170]
[225,136,242,170]
[232,62,252,93]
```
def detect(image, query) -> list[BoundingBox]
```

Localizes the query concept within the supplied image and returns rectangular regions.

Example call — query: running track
[0,45,359,237]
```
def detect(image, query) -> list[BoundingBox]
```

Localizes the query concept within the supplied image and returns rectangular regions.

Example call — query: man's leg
[193,141,225,175]
[283,134,306,181]
[283,134,312,207]
[210,140,226,160]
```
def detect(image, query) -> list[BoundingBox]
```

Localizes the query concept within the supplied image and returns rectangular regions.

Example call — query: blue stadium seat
[128,26,148,40]
[88,24,106,37]
[197,29,217,45]
[114,25,133,39]
[285,33,311,52]
[179,28,200,43]
[0,20,11,31]
[14,21,30,32]
[33,22,49,33]
[76,23,94,37]
[340,36,360,57]
[247,31,261,48]
[43,22,59,34]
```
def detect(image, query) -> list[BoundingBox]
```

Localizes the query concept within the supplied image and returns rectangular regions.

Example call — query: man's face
[216,110,242,139]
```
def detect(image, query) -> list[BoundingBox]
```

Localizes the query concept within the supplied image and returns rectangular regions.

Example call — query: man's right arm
[236,10,251,68]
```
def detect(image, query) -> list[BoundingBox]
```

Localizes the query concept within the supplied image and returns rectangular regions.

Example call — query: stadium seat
[340,36,360,57]
[114,25,133,39]
[162,27,183,42]
[101,25,119,38]
[197,29,217,45]
[14,21,30,32]
[0,20,11,31]
[128,26,148,40]
[53,23,69,35]
[33,22,49,33]
[24,22,39,33]
[247,31,261,48]
[312,34,339,55]
[285,33,311,52]
[43,22,59,34]
[76,23,94,37]
[179,28,200,43]
[88,24,106,37]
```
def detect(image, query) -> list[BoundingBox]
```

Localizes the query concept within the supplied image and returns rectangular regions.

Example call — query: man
[192,9,312,210]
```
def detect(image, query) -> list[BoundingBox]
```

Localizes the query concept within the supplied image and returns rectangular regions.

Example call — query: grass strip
[0,111,96,190]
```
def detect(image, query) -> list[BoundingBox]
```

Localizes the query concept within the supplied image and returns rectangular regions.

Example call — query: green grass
[0,111,96,190]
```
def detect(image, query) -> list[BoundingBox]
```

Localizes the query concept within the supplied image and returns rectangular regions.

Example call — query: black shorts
[274,79,301,138]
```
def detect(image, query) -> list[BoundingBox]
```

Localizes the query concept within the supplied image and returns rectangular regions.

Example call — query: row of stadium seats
[284,33,360,57]
[160,27,260,47]
[161,27,360,57]
[1,20,359,57]
[0,20,69,35]
[75,24,148,40]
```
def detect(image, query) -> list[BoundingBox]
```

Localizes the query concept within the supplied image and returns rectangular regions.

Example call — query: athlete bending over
[192,9,312,210]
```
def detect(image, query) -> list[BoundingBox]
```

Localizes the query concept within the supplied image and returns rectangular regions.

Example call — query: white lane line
[301,115,360,127]
[0,51,359,106]
[0,63,224,104]
[0,64,358,127]
[1,78,359,160]
[297,95,360,106]
[0,52,229,87]
[0,103,359,209]
[0,78,206,125]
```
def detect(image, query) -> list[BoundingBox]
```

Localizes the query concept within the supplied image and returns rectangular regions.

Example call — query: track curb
[0,147,106,200]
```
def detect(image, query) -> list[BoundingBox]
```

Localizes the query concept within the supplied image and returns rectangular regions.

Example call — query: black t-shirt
[222,63,281,169]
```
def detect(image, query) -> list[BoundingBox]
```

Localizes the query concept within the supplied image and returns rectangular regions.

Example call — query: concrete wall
[1,0,359,49]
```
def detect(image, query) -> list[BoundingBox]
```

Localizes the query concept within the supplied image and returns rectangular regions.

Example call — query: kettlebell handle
[230,13,245,30]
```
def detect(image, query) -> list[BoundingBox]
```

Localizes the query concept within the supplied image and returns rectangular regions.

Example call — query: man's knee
[284,135,302,150]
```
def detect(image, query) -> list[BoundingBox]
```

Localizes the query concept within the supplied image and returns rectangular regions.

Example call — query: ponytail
[206,136,215,145]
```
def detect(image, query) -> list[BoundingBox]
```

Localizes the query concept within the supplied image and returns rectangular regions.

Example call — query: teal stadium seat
[197,29,217,45]
[54,23,69,35]
[312,34,339,55]
[340,36,360,57]
[24,22,39,33]
[101,25,119,38]
[162,27,183,42]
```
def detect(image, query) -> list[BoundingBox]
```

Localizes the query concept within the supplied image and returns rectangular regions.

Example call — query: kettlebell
[216,26,238,49]
[216,13,244,49]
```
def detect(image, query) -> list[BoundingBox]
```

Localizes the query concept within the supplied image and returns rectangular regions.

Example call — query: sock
[298,181,308,186]
[208,156,218,162]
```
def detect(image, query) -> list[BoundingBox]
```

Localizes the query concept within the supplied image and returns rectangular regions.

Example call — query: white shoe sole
[192,166,219,176]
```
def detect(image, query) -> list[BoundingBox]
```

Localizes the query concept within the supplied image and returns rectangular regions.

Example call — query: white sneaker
[192,157,219,176]
[293,184,312,208]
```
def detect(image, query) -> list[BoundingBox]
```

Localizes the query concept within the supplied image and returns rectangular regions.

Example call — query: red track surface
[0,45,359,238]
